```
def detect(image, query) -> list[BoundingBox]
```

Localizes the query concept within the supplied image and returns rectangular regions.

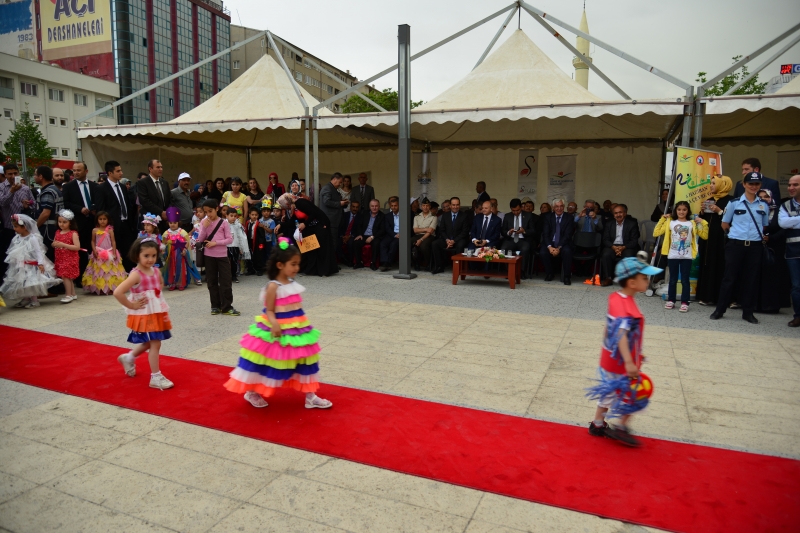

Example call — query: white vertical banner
[517,149,538,201]
[777,150,800,198]
[546,155,577,203]
[412,151,438,203]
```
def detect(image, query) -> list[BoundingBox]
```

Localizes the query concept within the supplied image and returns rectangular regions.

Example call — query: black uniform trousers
[714,240,763,317]
[431,238,467,270]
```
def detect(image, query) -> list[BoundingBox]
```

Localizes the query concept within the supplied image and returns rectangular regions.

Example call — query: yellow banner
[41,0,111,60]
[672,147,723,215]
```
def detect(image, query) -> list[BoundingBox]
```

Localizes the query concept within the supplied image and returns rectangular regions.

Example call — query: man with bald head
[539,199,576,285]
[779,174,800,327]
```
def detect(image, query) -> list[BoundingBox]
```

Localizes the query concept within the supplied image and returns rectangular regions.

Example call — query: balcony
[195,0,230,15]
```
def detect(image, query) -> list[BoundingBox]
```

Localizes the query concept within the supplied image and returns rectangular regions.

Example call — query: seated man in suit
[379,197,401,272]
[501,198,535,278]
[339,200,361,265]
[469,200,502,250]
[600,204,640,286]
[539,199,576,285]
[431,197,468,274]
[352,199,385,270]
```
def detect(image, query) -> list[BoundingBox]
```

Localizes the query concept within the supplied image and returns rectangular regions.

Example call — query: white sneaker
[149,373,174,390]
[14,299,29,308]
[244,391,268,408]
[304,395,333,409]
[60,295,74,304]
[24,300,40,309]
[117,353,136,377]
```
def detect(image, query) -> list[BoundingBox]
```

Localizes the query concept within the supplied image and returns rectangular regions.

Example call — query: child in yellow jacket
[653,201,708,312]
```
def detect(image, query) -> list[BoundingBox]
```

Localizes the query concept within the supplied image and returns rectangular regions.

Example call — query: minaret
[572,7,592,89]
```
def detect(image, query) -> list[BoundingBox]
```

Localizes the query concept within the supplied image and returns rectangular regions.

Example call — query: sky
[226,0,800,102]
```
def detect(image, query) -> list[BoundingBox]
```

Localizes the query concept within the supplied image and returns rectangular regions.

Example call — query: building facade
[230,25,371,113]
[0,53,119,169]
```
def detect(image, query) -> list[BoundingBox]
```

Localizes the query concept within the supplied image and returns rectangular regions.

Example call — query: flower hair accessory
[58,209,75,221]
[140,236,158,244]
[278,237,290,250]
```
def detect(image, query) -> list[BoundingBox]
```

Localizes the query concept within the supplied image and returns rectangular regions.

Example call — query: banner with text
[777,149,800,199]
[41,0,112,60]
[517,150,538,202]
[546,155,576,204]
[0,0,36,60]
[672,146,722,215]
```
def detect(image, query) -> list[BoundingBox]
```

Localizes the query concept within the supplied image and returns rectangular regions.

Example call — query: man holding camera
[575,200,603,233]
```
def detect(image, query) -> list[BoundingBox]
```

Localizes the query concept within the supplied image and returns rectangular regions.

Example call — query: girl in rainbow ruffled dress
[224,237,332,409]
[113,237,174,390]
[82,211,128,295]
[162,207,201,291]
[138,213,165,267]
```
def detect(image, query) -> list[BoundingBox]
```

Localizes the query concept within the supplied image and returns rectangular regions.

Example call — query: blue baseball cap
[614,257,663,282]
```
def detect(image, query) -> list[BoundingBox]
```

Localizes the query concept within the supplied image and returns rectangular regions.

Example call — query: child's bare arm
[113,270,146,309]
[617,334,639,378]
[264,283,281,337]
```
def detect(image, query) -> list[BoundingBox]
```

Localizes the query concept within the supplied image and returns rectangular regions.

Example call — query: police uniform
[778,196,800,325]
[711,172,770,323]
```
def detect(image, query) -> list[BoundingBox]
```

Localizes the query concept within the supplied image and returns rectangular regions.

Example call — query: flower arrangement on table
[475,247,505,261]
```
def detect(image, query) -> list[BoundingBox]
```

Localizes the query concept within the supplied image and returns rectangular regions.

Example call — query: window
[20,82,37,96]
[74,93,88,106]
[294,71,302,82]
[168,98,173,107]
[233,60,240,70]
[61,148,69,157]
[50,147,58,157]
[48,88,64,102]
[304,59,310,68]
[48,117,57,126]
[3,109,12,118]
[260,38,265,48]
[95,99,114,118]
[32,113,42,123]
[60,118,68,127]
[0,77,13,99]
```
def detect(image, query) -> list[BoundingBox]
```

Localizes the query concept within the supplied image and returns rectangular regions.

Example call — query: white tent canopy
[776,75,800,95]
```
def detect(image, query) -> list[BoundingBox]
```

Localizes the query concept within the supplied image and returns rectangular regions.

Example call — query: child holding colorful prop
[82,211,128,295]
[162,207,201,291]
[586,255,661,447]
[0,214,61,308]
[113,237,174,390]
[223,237,332,410]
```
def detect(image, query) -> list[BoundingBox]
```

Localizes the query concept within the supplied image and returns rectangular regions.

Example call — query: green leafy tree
[3,108,52,178]
[696,55,768,96]
[341,88,423,113]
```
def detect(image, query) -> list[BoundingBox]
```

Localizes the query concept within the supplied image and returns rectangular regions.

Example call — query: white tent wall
[703,141,800,196]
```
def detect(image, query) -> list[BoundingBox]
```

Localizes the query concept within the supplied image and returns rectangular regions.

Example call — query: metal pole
[692,87,704,149]
[394,24,416,280]
[312,112,319,210]
[246,148,252,181]
[524,7,630,100]
[304,118,311,203]
[681,87,694,147]
[266,31,309,115]
[474,6,517,70]
[19,136,28,185]
[353,91,388,112]
[723,32,800,95]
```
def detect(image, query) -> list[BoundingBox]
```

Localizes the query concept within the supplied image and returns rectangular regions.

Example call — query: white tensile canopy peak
[776,75,800,95]
[416,29,601,111]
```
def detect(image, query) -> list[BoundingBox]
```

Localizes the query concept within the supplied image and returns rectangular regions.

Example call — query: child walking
[113,237,174,390]
[82,211,128,294]
[586,257,662,447]
[197,199,240,316]
[224,237,332,409]
[226,210,250,283]
[162,207,201,290]
[246,208,268,276]
[52,209,81,303]
[653,201,708,312]
[0,214,61,308]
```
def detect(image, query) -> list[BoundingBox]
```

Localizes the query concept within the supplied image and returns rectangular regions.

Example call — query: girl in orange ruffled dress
[223,237,331,409]
[112,237,174,390]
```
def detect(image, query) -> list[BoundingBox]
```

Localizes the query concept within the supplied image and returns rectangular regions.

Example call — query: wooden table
[451,254,522,289]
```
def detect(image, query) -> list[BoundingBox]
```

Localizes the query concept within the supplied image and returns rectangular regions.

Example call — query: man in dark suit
[431,197,469,274]
[350,173,375,213]
[469,200,502,249]
[475,181,490,206]
[501,199,536,278]
[732,157,782,201]
[320,172,347,255]
[95,160,137,270]
[379,196,402,271]
[600,204,640,286]
[338,200,361,265]
[352,198,385,270]
[539,199,576,285]
[62,161,97,281]
[136,159,171,232]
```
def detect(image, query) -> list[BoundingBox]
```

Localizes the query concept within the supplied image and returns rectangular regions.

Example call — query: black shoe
[604,425,641,447]
[370,265,378,271]
[588,421,608,437]
[379,266,390,272]
[544,274,554,282]
[742,314,759,324]
[354,263,364,269]
[564,277,572,286]
[431,267,443,275]
[211,308,220,315]
[709,311,723,320]
[256,271,263,276]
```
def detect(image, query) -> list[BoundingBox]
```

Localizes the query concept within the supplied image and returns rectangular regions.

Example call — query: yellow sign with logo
[41,0,111,61]
[672,146,723,215]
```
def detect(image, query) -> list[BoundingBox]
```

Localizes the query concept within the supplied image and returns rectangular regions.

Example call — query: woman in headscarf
[277,193,337,277]
[696,175,733,306]
[190,184,205,207]
[288,179,309,201]
[650,188,671,222]
[756,189,791,313]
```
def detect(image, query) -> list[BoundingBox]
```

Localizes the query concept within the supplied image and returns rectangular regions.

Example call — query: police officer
[778,174,800,327]
[710,172,770,324]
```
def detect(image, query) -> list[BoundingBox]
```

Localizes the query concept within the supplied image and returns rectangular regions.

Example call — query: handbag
[743,202,775,266]
[198,219,223,255]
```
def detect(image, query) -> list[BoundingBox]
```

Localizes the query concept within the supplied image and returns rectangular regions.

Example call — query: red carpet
[1,325,798,533]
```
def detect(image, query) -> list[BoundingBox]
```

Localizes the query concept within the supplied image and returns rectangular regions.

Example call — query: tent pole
[692,88,704,149]
[394,24,416,281]
[266,31,309,115]
[246,148,252,182]
[313,111,319,210]
[305,118,312,204]
[681,86,694,147]
[474,6,517,70]
[524,7,630,100]
[723,33,800,95]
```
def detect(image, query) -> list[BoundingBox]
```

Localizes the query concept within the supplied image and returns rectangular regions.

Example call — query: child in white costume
[0,214,61,308]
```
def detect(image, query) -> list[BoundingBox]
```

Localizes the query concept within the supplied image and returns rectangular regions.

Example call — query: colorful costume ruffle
[224,280,321,397]
[125,267,172,344]
[0,233,61,300]
[82,227,127,294]
[161,229,200,289]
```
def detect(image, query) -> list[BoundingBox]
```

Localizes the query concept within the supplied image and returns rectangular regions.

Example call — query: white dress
[0,233,61,300]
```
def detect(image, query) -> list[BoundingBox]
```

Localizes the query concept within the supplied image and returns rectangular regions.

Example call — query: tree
[340,88,424,113]
[3,108,52,178]
[696,55,768,96]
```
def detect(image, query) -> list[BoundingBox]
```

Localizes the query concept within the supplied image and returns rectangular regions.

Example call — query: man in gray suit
[350,172,375,213]
[320,172,348,254]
